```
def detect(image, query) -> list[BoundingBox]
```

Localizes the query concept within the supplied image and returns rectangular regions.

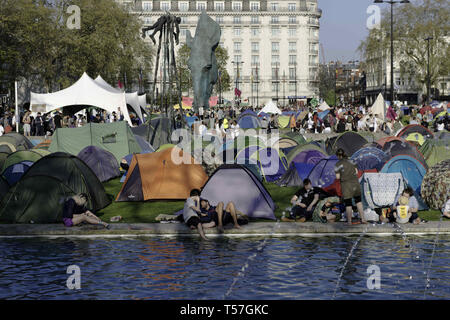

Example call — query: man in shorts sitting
[183,189,210,240]
[199,198,242,233]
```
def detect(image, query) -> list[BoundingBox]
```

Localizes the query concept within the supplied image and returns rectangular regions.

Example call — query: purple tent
[291,149,327,165]
[307,156,339,188]
[77,146,120,182]
[200,164,276,220]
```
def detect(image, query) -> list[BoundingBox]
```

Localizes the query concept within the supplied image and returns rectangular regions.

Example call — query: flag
[118,79,123,89]
[235,87,241,97]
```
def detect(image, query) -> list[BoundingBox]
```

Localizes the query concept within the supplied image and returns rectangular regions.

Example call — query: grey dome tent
[77,146,121,182]
[0,152,111,223]
[131,116,175,150]
[276,163,304,187]
[200,164,276,220]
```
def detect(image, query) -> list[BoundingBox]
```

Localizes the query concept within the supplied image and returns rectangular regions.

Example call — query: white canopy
[94,75,145,123]
[371,93,386,121]
[31,73,132,125]
[317,101,331,111]
[138,94,147,110]
[258,100,282,115]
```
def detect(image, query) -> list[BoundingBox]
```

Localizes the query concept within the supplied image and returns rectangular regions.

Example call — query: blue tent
[307,156,339,188]
[350,147,388,171]
[380,155,428,210]
[134,135,155,153]
[238,115,261,129]
[2,161,34,186]
[239,109,258,119]
[236,146,287,182]
[185,116,199,128]
[293,162,315,180]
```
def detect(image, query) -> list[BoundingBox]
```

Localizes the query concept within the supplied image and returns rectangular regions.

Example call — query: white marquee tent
[371,93,386,121]
[317,101,331,111]
[30,72,132,125]
[258,100,282,115]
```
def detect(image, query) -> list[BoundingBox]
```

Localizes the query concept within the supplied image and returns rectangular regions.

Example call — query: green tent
[0,176,9,202]
[49,122,142,162]
[0,135,26,153]
[0,152,111,223]
[277,116,291,128]
[1,150,50,173]
[3,132,34,150]
[286,143,329,164]
[420,139,450,167]
[282,132,307,145]
[156,143,176,152]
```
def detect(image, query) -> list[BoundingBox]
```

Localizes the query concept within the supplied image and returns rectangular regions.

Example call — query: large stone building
[117,0,322,107]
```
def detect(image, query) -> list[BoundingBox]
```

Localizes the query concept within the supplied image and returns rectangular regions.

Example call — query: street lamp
[272,62,279,103]
[425,36,433,104]
[231,60,244,107]
[374,0,410,106]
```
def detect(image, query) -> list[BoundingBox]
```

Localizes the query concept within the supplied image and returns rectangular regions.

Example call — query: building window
[272,68,279,79]
[251,16,259,24]
[289,67,296,80]
[196,1,206,11]
[271,16,279,24]
[234,55,242,63]
[270,2,279,11]
[289,42,296,53]
[234,27,241,36]
[251,28,259,36]
[180,28,187,38]
[271,27,280,36]
[142,1,152,11]
[251,55,259,65]
[232,1,242,11]
[309,55,318,65]
[234,42,241,52]
[179,2,188,11]
[309,42,318,54]
[216,16,223,24]
[289,55,296,65]
[288,3,296,11]
[233,16,241,24]
[215,2,224,11]
[288,27,296,37]
[144,17,152,25]
[180,16,188,24]
[289,83,296,91]
[251,42,259,52]
[272,55,280,64]
[250,1,260,11]
[271,42,279,53]
[288,16,297,24]
[160,1,170,11]
[272,83,279,91]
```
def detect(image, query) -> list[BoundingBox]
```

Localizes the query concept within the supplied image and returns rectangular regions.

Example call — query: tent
[235,146,288,182]
[77,146,121,182]
[282,131,307,146]
[317,101,331,112]
[131,116,175,151]
[0,135,30,154]
[49,121,141,162]
[325,132,368,157]
[350,147,388,171]
[0,152,111,223]
[276,137,298,150]
[419,138,450,167]
[31,72,132,126]
[396,124,434,139]
[134,135,155,153]
[277,116,291,128]
[239,109,258,119]
[2,133,34,150]
[238,115,261,129]
[371,93,386,120]
[381,137,427,169]
[307,156,339,189]
[258,100,281,115]
[200,164,276,220]
[380,155,428,210]
[286,143,328,166]
[1,149,50,172]
[33,139,52,150]
[2,161,34,186]
[0,176,8,202]
[116,147,208,201]
[421,159,450,210]
[276,163,304,187]
[405,132,425,146]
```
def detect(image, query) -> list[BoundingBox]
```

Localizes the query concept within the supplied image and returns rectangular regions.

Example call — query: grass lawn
[98,178,443,223]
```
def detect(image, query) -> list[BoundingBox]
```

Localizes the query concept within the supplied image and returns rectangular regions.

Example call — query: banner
[182,96,193,107]
[234,88,241,97]
[209,96,218,107]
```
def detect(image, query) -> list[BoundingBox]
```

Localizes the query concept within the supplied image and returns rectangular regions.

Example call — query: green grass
[98,178,444,223]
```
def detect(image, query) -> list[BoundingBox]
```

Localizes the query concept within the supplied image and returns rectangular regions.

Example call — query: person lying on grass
[183,189,211,240]
[199,198,242,233]
[63,193,110,229]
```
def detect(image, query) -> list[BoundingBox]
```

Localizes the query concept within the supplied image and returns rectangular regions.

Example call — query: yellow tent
[173,103,192,110]
[405,132,425,146]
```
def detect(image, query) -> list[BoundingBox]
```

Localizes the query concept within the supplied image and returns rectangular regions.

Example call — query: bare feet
[296,217,306,223]
[217,226,224,233]
[234,224,241,229]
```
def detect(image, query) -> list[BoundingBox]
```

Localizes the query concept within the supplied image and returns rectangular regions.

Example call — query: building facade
[117,0,322,107]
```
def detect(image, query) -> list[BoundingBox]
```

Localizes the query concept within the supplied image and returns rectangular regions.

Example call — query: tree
[176,43,231,96]
[319,64,336,106]
[0,0,154,95]
[359,0,450,99]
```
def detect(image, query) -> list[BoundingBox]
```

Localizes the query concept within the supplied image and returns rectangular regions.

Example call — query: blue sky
[318,0,378,63]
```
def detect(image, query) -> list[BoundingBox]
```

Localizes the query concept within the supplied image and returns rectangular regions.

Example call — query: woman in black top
[63,193,110,229]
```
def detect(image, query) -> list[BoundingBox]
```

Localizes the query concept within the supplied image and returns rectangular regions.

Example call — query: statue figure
[142,12,181,45]
[186,11,221,113]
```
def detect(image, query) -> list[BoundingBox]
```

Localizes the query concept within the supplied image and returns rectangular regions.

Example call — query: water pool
[0,235,449,299]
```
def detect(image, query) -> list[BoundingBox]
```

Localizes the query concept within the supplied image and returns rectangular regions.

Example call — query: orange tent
[116,147,208,201]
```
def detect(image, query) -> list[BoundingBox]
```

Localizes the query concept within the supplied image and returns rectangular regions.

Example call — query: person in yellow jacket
[223,118,229,130]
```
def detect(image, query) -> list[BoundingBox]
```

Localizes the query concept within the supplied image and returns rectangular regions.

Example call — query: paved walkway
[0,221,448,237]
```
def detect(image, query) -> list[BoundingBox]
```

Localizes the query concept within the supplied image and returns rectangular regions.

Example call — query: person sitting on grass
[63,193,110,229]
[183,189,210,240]
[283,178,321,222]
[391,187,426,224]
[312,196,344,223]
[199,198,242,233]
